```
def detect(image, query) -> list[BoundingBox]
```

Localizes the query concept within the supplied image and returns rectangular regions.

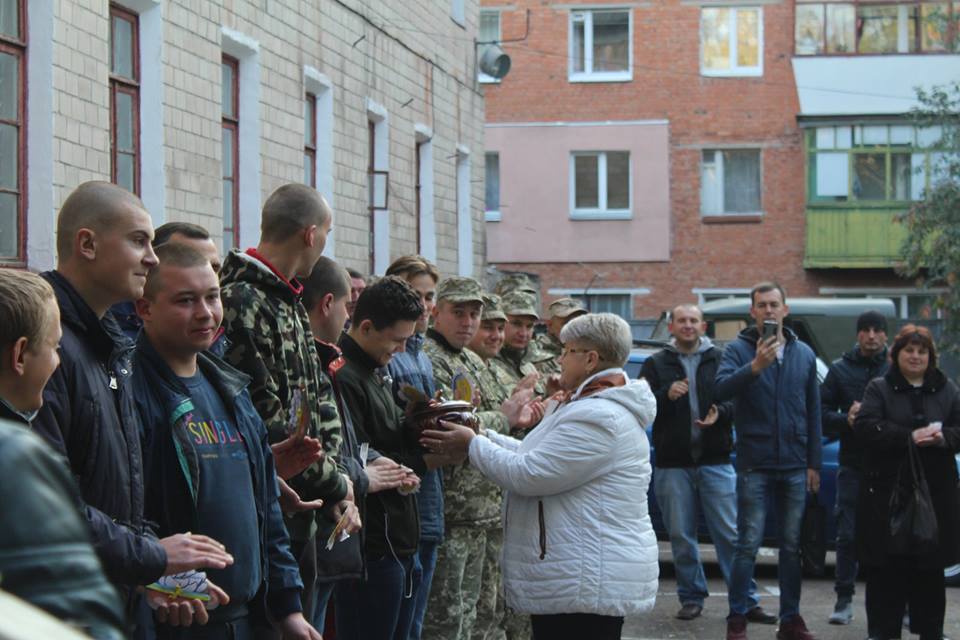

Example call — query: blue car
[626,345,839,566]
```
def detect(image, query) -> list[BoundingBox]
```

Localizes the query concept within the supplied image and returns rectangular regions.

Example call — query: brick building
[479,0,958,325]
[1,0,487,278]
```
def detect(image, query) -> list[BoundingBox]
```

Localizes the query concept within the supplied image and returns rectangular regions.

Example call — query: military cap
[547,297,587,320]
[495,273,538,297]
[436,276,484,304]
[480,293,507,322]
[501,291,539,319]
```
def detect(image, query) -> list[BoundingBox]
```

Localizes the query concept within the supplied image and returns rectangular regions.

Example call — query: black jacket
[334,334,424,558]
[641,342,734,467]
[855,367,960,568]
[132,337,303,622]
[0,401,126,640]
[32,271,167,595]
[315,339,367,582]
[820,346,889,470]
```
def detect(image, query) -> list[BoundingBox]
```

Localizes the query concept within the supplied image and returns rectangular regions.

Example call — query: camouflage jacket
[424,329,507,528]
[533,332,562,377]
[219,250,346,542]
[492,345,547,396]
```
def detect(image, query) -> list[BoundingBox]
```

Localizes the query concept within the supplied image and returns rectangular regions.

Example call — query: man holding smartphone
[715,282,822,640]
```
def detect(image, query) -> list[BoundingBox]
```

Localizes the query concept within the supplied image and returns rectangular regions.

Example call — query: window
[456,148,472,276]
[485,152,501,222]
[451,0,465,26]
[569,10,631,82]
[571,293,633,320]
[110,5,140,194]
[795,1,959,54]
[570,152,630,219]
[806,124,950,203]
[701,149,762,216]
[701,7,763,76]
[221,55,239,251]
[479,10,502,83]
[304,93,316,187]
[0,0,25,261]
[415,141,423,254]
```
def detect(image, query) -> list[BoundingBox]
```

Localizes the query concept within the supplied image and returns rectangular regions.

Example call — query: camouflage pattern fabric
[502,607,532,640]
[422,526,487,640]
[490,346,547,439]
[424,329,507,527]
[473,527,506,640]
[533,332,562,378]
[219,250,346,542]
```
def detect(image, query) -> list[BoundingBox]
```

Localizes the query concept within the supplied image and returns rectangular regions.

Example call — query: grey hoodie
[670,335,715,461]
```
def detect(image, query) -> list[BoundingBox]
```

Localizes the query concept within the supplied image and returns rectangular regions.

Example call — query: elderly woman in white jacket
[421,312,659,640]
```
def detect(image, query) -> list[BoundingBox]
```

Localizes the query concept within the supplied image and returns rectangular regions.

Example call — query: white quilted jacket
[468,369,659,617]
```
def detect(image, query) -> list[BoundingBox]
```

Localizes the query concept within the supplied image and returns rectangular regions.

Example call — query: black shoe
[746,606,778,625]
[676,603,703,620]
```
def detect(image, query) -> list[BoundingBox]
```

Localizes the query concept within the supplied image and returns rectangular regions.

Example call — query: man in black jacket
[0,268,125,640]
[334,276,438,640]
[641,304,774,624]
[32,182,233,630]
[819,310,888,626]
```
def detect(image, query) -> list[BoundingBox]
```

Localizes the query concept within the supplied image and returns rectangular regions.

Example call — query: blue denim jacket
[132,335,304,623]
[388,333,444,542]
[715,326,823,472]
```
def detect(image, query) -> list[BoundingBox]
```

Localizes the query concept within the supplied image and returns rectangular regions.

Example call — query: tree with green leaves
[898,81,960,355]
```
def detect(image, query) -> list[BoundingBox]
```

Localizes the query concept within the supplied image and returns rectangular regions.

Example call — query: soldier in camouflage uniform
[219,184,353,621]
[423,279,540,640]
[491,292,551,437]
[533,297,587,378]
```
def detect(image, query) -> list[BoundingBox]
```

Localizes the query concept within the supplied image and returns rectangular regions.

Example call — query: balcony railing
[804,207,908,268]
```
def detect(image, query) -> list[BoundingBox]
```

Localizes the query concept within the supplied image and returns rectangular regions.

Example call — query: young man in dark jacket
[819,310,888,625]
[715,282,822,640]
[334,276,430,640]
[134,243,318,639]
[301,257,403,631]
[0,269,125,640]
[641,305,773,625]
[32,182,232,628]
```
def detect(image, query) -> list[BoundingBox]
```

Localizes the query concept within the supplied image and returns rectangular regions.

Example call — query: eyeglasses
[560,347,593,358]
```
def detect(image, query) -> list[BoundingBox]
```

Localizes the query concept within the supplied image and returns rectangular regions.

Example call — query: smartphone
[762,320,778,341]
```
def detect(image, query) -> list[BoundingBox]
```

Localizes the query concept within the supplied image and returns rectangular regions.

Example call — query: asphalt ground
[622,543,960,640]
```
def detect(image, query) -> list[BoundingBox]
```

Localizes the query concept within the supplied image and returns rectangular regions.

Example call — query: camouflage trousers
[423,525,504,640]
[501,607,531,640]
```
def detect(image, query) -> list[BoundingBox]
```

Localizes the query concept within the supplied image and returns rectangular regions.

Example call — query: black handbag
[888,434,940,556]
[800,492,827,576]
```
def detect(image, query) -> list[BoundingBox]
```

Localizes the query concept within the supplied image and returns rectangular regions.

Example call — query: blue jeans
[311,581,335,633]
[336,554,421,640]
[728,468,807,621]
[655,465,759,609]
[409,539,440,639]
[833,465,859,601]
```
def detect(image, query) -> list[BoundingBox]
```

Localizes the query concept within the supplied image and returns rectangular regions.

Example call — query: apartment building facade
[479,0,958,322]
[1,0,487,277]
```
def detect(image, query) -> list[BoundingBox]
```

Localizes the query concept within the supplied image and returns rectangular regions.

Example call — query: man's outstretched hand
[271,435,323,480]
[160,533,234,575]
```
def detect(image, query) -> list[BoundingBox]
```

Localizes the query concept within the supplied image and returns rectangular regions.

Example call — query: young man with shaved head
[640,304,772,625]
[219,183,355,623]
[33,182,233,630]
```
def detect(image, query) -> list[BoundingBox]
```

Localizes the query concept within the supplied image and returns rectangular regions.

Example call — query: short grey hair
[559,312,633,368]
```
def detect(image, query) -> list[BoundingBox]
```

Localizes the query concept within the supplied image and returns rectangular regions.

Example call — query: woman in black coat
[855,324,960,640]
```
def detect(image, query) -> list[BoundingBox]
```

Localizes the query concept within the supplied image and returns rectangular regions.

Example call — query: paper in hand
[146,571,211,602]
[288,387,309,440]
[326,511,352,550]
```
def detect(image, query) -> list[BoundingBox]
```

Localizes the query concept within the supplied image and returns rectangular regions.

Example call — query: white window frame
[569,151,632,220]
[478,9,502,84]
[700,6,764,77]
[304,67,335,257]
[819,287,947,320]
[222,27,261,251]
[367,98,390,274]
[691,287,751,305]
[700,148,763,217]
[415,124,436,262]
[484,151,501,222]
[568,9,633,83]
[451,0,466,27]
[456,145,473,276]
[549,287,650,321]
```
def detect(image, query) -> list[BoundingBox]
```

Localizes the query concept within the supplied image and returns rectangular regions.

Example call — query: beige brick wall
[44,0,486,277]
